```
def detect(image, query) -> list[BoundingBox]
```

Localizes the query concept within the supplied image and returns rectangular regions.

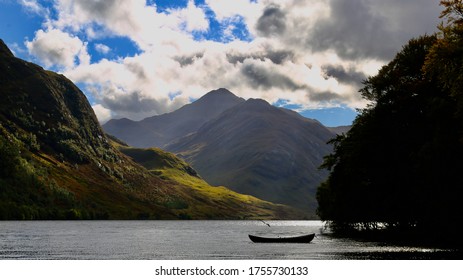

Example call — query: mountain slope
[166,98,335,216]
[327,125,351,135]
[0,39,165,219]
[0,39,299,220]
[103,88,245,148]
[115,144,304,219]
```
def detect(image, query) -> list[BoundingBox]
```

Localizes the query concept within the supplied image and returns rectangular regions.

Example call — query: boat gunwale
[248,233,315,243]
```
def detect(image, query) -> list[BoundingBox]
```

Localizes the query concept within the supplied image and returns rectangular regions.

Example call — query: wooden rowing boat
[248,233,315,243]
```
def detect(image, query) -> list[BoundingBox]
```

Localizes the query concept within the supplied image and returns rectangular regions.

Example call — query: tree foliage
[317,2,463,243]
[0,125,108,220]
[425,0,463,121]
[440,0,463,25]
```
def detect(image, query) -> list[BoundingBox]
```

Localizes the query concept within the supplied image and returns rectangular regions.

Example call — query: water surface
[0,220,459,259]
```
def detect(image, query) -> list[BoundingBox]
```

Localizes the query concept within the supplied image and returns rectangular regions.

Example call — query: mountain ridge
[0,39,301,220]
[0,40,14,57]
[104,86,337,216]
[103,88,245,148]
[165,96,336,215]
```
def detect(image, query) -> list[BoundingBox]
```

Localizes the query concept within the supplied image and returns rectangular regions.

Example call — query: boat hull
[248,233,315,243]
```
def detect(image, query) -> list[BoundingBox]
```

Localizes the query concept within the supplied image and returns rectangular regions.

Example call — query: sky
[0,0,442,126]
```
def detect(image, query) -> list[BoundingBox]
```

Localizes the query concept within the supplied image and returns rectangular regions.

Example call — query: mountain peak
[206,88,235,96]
[246,98,271,106]
[198,88,240,102]
[166,91,335,215]
[234,98,272,113]
[0,39,14,58]
[193,88,245,107]
[103,88,245,148]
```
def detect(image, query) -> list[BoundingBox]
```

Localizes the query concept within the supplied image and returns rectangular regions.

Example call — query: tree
[425,0,463,122]
[440,0,463,25]
[317,33,463,240]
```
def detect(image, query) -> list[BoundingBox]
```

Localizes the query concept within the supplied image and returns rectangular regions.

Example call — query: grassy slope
[0,40,302,220]
[166,99,332,216]
[0,123,181,219]
[117,145,306,219]
[0,39,304,220]
[1,114,304,220]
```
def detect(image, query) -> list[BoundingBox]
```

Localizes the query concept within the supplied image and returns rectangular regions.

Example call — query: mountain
[103,88,245,148]
[327,125,351,135]
[113,141,303,219]
[166,98,335,216]
[0,39,301,220]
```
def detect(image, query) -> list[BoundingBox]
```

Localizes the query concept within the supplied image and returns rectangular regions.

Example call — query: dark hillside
[167,98,335,216]
[0,39,299,220]
[103,88,245,148]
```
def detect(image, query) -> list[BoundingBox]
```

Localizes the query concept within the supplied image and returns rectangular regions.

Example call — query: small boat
[249,233,315,243]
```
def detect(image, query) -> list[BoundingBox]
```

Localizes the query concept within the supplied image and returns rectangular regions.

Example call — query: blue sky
[0,0,441,126]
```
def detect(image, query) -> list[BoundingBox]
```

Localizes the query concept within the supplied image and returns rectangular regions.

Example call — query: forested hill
[316,2,463,247]
[0,39,302,220]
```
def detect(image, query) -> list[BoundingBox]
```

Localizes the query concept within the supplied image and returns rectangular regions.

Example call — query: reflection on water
[0,220,460,259]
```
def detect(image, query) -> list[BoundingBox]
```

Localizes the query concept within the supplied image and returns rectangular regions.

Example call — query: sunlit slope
[0,39,301,220]
[167,98,335,216]
[117,145,306,219]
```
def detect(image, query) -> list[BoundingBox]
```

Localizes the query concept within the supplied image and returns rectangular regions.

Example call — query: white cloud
[92,104,112,123]
[48,0,207,51]
[24,0,441,122]
[26,28,90,69]
[94,43,110,54]
[169,0,209,32]
[19,0,49,16]
[205,0,261,22]
[205,0,263,37]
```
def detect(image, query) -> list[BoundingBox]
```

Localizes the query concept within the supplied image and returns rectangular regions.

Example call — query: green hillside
[0,39,302,220]
[117,144,304,219]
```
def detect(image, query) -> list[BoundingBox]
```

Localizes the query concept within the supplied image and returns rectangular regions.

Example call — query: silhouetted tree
[317,4,463,242]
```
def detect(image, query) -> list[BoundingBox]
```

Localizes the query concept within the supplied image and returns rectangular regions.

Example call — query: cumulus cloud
[309,0,397,60]
[174,52,205,67]
[92,104,112,123]
[94,43,110,54]
[20,0,49,16]
[240,62,303,91]
[323,65,367,89]
[205,0,261,22]
[26,28,90,69]
[226,49,295,65]
[22,0,441,122]
[47,0,209,51]
[255,5,287,37]
[169,0,209,32]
